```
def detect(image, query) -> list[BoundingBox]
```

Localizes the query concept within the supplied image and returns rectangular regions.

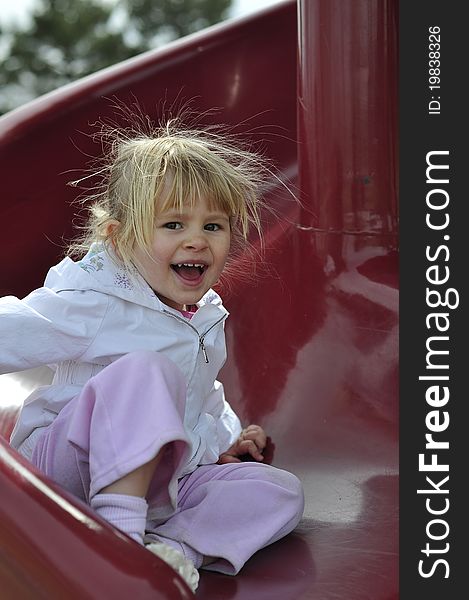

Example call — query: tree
[0,0,232,115]
[123,0,233,44]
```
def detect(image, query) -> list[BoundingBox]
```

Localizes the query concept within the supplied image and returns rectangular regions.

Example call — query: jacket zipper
[163,310,227,364]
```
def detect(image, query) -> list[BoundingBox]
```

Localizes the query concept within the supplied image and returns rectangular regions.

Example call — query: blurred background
[0,0,284,115]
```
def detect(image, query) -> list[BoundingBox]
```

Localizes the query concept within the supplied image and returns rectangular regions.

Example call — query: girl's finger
[238,439,264,461]
[217,452,241,464]
[241,428,267,450]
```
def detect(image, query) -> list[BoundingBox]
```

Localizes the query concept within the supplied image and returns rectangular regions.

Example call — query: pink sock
[91,493,148,544]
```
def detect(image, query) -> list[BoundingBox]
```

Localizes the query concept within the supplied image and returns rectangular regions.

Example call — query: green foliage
[0,0,232,114]
[123,0,232,42]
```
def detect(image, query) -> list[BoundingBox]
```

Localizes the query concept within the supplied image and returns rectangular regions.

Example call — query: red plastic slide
[0,1,398,597]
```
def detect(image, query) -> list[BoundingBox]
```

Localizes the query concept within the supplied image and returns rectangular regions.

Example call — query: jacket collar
[46,243,227,318]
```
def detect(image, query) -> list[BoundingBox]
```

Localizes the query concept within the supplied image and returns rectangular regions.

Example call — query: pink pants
[31,351,304,574]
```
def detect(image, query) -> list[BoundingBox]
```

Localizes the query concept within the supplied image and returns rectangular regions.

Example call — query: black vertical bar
[400,2,464,598]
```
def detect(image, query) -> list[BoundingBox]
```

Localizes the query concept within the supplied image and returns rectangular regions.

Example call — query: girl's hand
[217,424,267,464]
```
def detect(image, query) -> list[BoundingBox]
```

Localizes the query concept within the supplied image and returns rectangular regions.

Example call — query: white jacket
[1,245,242,476]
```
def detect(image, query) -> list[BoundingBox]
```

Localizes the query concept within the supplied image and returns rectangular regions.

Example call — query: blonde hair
[68,117,271,276]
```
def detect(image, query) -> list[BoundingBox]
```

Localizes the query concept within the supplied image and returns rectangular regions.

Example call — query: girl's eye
[204,223,221,232]
[164,222,182,230]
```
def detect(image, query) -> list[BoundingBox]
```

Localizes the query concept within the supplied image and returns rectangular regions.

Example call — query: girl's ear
[105,220,120,249]
[105,219,120,237]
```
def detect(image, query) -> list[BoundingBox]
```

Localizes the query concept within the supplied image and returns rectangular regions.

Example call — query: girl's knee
[101,351,185,391]
[287,473,305,522]
[260,468,304,534]
[237,463,304,515]
[261,466,304,524]
[272,468,304,513]
[236,464,304,533]
[86,350,187,415]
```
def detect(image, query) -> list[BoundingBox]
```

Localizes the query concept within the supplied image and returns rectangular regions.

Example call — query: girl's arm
[0,288,109,374]
[203,380,267,463]
[203,379,242,451]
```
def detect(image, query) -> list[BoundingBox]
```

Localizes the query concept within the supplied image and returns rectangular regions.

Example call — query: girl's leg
[31,351,191,539]
[91,452,164,543]
[145,461,305,575]
[100,452,163,496]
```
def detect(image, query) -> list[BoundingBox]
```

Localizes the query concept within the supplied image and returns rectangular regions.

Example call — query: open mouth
[171,263,206,282]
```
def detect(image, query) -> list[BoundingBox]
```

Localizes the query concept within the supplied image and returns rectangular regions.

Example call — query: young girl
[0,119,304,593]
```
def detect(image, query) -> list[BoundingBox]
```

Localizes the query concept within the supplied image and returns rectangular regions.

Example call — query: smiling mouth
[171,263,206,282]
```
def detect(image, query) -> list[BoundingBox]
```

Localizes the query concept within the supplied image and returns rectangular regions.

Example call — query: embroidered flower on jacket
[79,255,104,273]
[114,271,133,290]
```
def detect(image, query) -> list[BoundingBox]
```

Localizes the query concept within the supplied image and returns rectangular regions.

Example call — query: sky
[0,0,287,27]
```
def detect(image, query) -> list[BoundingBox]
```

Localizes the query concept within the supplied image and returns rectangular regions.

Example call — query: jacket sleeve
[204,379,242,453]
[0,287,109,374]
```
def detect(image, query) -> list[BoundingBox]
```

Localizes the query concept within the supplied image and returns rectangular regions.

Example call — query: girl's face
[133,195,231,311]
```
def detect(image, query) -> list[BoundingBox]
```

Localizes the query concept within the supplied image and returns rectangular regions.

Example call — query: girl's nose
[183,232,208,251]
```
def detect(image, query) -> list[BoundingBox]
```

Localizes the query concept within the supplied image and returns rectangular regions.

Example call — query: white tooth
[177,264,183,268]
